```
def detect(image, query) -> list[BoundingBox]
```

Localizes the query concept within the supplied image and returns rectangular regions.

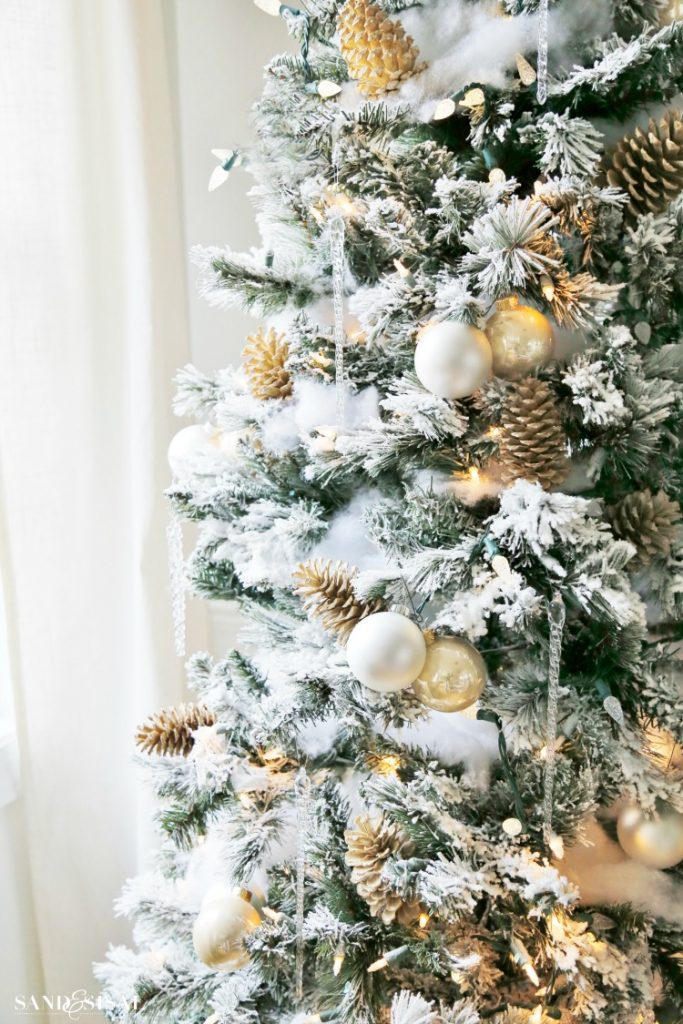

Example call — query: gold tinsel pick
[344,815,420,925]
[242,327,292,400]
[135,704,216,757]
[499,377,568,489]
[293,558,384,645]
[607,109,683,218]
[606,489,681,565]
[338,0,426,99]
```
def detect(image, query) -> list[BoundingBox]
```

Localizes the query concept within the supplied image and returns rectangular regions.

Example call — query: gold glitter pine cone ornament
[293,558,384,645]
[136,703,216,756]
[338,0,426,99]
[606,488,681,565]
[499,377,568,489]
[344,815,421,925]
[242,327,292,400]
[606,108,683,218]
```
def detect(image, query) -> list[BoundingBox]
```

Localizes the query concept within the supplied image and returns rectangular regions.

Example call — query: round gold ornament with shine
[192,887,262,971]
[616,801,683,870]
[411,636,486,712]
[485,302,554,379]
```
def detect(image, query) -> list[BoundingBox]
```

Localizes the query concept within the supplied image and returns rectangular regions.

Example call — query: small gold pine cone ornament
[344,815,420,925]
[136,704,216,756]
[606,109,683,218]
[338,0,425,99]
[242,327,292,400]
[499,377,567,489]
[293,558,384,645]
[606,489,681,565]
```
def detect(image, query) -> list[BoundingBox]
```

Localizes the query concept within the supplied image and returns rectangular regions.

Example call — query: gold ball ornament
[411,636,487,712]
[192,887,262,971]
[484,302,554,380]
[616,802,683,870]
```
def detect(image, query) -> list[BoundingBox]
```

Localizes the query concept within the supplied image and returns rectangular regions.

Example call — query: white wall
[169,0,295,371]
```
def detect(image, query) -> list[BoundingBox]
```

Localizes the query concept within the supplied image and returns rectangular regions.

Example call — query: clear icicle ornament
[537,0,549,104]
[543,591,565,847]
[329,209,347,427]
[294,767,311,1002]
[166,508,186,658]
[329,115,348,427]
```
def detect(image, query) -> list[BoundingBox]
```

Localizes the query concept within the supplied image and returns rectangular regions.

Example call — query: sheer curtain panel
[0,0,204,1016]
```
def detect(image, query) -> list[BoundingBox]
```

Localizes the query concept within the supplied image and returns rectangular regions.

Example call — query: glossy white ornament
[168,425,242,476]
[192,887,262,971]
[616,802,683,869]
[346,612,427,693]
[414,321,492,400]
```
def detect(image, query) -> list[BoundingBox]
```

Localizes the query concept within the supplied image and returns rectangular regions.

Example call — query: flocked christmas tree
[96,2,683,1022]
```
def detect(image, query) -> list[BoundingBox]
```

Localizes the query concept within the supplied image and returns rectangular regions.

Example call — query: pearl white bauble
[192,888,262,971]
[616,802,683,870]
[414,321,492,399]
[346,612,427,693]
[412,636,487,712]
[168,425,242,475]
[484,304,554,379]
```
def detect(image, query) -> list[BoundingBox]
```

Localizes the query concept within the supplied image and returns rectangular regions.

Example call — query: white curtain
[0,0,206,1014]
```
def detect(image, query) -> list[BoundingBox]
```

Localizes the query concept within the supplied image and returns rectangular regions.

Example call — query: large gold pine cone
[242,327,292,400]
[607,108,683,218]
[136,703,216,756]
[344,816,417,924]
[338,0,424,98]
[293,558,383,644]
[606,489,681,564]
[499,377,567,489]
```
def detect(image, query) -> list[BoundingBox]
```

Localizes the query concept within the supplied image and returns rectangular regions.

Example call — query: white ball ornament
[168,425,243,476]
[192,887,262,971]
[346,612,427,693]
[414,321,492,400]
[616,801,683,870]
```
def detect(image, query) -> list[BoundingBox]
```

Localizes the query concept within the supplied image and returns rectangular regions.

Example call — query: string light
[323,185,357,217]
[486,426,502,441]
[548,832,565,860]
[418,911,430,929]
[510,935,540,987]
[367,946,408,973]
[375,753,401,777]
[468,466,481,484]
[317,80,342,98]
[488,167,507,185]
[332,949,345,976]
[393,259,416,286]
[433,97,456,121]
[522,961,540,987]
[262,906,284,923]
[461,87,485,109]
[540,273,555,301]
